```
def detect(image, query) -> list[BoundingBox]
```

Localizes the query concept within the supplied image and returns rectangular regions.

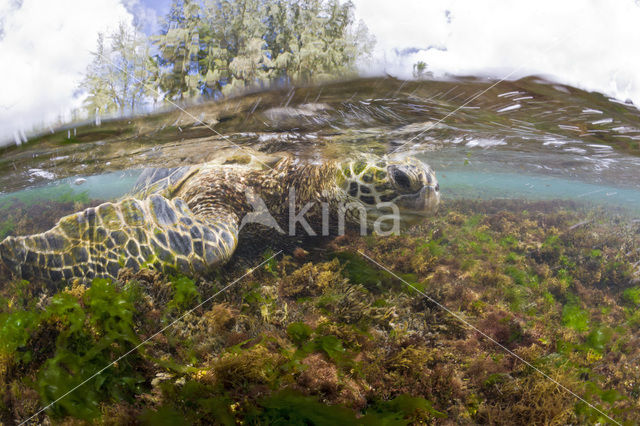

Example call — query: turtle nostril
[435,183,440,192]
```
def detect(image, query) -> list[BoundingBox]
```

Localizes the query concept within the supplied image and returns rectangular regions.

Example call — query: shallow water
[2,77,640,423]
[5,162,640,215]
[2,76,640,206]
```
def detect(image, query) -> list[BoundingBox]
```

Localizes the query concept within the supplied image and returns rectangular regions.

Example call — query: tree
[151,0,210,100]
[152,0,374,99]
[81,33,112,115]
[413,61,432,80]
[204,0,273,95]
[80,1,375,109]
[80,23,157,116]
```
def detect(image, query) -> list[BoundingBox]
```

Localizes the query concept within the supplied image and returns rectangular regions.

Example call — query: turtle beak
[395,183,440,215]
[423,183,440,212]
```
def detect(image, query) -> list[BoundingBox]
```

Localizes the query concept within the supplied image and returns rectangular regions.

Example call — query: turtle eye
[390,167,411,189]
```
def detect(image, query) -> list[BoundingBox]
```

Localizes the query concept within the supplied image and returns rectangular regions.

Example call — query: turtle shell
[130,166,199,199]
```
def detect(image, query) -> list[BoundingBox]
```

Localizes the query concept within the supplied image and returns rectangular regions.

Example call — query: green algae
[562,304,590,332]
[0,278,144,421]
[167,275,200,313]
[330,251,393,293]
[622,286,640,306]
[1,198,639,424]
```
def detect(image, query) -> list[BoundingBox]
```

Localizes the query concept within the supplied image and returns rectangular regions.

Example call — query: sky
[352,0,640,105]
[0,0,135,144]
[1,0,640,146]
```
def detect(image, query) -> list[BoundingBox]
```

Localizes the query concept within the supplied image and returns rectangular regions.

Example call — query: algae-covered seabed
[1,195,639,425]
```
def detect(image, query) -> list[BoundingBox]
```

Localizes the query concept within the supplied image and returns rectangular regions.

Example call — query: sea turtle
[0,152,439,282]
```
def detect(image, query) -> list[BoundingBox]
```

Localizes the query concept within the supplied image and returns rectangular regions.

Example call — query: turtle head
[336,155,440,225]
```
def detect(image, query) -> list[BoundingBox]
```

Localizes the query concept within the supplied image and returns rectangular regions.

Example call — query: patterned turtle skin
[0,152,439,282]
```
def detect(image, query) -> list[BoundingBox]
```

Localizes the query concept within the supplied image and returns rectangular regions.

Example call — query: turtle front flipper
[0,195,238,282]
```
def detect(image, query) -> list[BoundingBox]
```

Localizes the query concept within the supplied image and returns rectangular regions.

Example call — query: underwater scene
[1,76,640,425]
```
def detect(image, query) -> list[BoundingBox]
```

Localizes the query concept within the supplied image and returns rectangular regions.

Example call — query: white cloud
[121,0,161,35]
[354,0,640,105]
[0,0,134,144]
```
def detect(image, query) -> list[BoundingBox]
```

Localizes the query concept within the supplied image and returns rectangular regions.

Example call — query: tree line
[80,0,374,116]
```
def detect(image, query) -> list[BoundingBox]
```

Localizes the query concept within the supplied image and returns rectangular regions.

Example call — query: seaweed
[167,275,200,313]
[1,198,639,424]
[247,390,362,425]
[330,251,392,293]
[36,278,145,420]
[562,296,590,332]
[622,286,640,306]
